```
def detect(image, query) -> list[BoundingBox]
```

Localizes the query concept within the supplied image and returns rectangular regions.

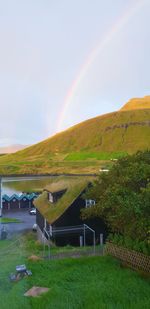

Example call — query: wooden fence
[105,242,150,273]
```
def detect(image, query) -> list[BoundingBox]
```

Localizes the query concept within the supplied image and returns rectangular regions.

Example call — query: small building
[2,193,38,211]
[34,177,108,246]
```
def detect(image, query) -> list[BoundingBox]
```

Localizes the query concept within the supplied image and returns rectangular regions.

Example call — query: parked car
[29,208,36,215]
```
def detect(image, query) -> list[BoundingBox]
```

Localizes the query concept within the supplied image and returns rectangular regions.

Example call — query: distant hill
[0,95,149,175]
[18,96,150,156]
[0,144,28,154]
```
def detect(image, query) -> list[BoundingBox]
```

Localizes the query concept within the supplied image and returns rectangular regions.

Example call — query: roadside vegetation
[0,217,21,223]
[0,233,149,309]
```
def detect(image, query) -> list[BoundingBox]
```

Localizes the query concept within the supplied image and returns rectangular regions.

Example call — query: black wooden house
[34,177,107,246]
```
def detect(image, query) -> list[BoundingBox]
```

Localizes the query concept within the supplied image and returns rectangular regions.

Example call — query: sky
[0,0,150,147]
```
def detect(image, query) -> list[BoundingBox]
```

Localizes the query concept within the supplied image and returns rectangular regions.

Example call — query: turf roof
[34,176,93,224]
[44,180,68,193]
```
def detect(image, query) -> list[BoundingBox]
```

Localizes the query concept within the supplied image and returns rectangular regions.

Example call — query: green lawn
[65,151,127,161]
[0,234,149,309]
[0,218,21,223]
[0,152,126,175]
[0,158,107,175]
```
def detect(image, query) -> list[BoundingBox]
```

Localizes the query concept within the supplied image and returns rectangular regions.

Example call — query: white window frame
[49,192,53,203]
[85,199,95,208]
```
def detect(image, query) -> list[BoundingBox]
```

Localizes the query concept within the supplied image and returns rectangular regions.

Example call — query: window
[49,193,53,203]
[85,199,95,208]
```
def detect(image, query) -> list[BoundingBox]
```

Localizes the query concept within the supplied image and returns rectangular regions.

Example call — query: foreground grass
[28,257,150,309]
[0,234,149,309]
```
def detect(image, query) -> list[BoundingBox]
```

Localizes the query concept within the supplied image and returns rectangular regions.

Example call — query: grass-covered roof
[34,176,94,224]
[44,180,68,193]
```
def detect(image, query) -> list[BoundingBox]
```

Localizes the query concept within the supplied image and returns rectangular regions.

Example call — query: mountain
[120,96,150,111]
[0,144,28,154]
[0,96,149,175]
[18,96,150,155]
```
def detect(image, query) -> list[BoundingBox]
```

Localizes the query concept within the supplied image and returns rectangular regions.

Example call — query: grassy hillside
[12,108,150,156]
[0,97,150,175]
[121,96,150,111]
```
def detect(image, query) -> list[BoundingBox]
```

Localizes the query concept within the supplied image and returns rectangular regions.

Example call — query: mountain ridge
[0,144,28,154]
[0,96,149,175]
[18,108,150,156]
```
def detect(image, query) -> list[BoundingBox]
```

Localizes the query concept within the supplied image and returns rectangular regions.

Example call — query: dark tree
[82,151,150,243]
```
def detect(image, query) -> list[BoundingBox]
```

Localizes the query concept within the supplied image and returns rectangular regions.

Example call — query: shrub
[83,151,150,245]
[108,234,150,256]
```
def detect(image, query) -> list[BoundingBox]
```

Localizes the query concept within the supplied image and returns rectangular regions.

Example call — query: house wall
[39,195,108,245]
[37,225,49,243]
[53,196,107,245]
[36,193,108,246]
[9,199,19,209]
[53,196,85,227]
[2,201,9,210]
[19,198,30,209]
[36,208,45,232]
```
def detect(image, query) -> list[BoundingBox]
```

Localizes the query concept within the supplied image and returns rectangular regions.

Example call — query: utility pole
[0,177,2,217]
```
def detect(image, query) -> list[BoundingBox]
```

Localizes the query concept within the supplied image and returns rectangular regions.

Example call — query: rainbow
[56,0,147,133]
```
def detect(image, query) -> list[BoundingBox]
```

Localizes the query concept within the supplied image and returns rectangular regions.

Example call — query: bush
[108,234,150,256]
[83,151,150,243]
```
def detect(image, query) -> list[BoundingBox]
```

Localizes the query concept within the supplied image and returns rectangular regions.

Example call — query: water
[2,176,57,196]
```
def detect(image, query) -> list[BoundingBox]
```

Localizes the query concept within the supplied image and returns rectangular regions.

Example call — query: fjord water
[2,176,56,195]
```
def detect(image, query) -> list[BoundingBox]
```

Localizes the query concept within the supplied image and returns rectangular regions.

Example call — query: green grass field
[0,218,21,223]
[0,156,111,175]
[65,151,127,161]
[0,233,149,309]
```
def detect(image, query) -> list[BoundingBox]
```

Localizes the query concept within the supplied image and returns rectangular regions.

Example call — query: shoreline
[1,173,98,180]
